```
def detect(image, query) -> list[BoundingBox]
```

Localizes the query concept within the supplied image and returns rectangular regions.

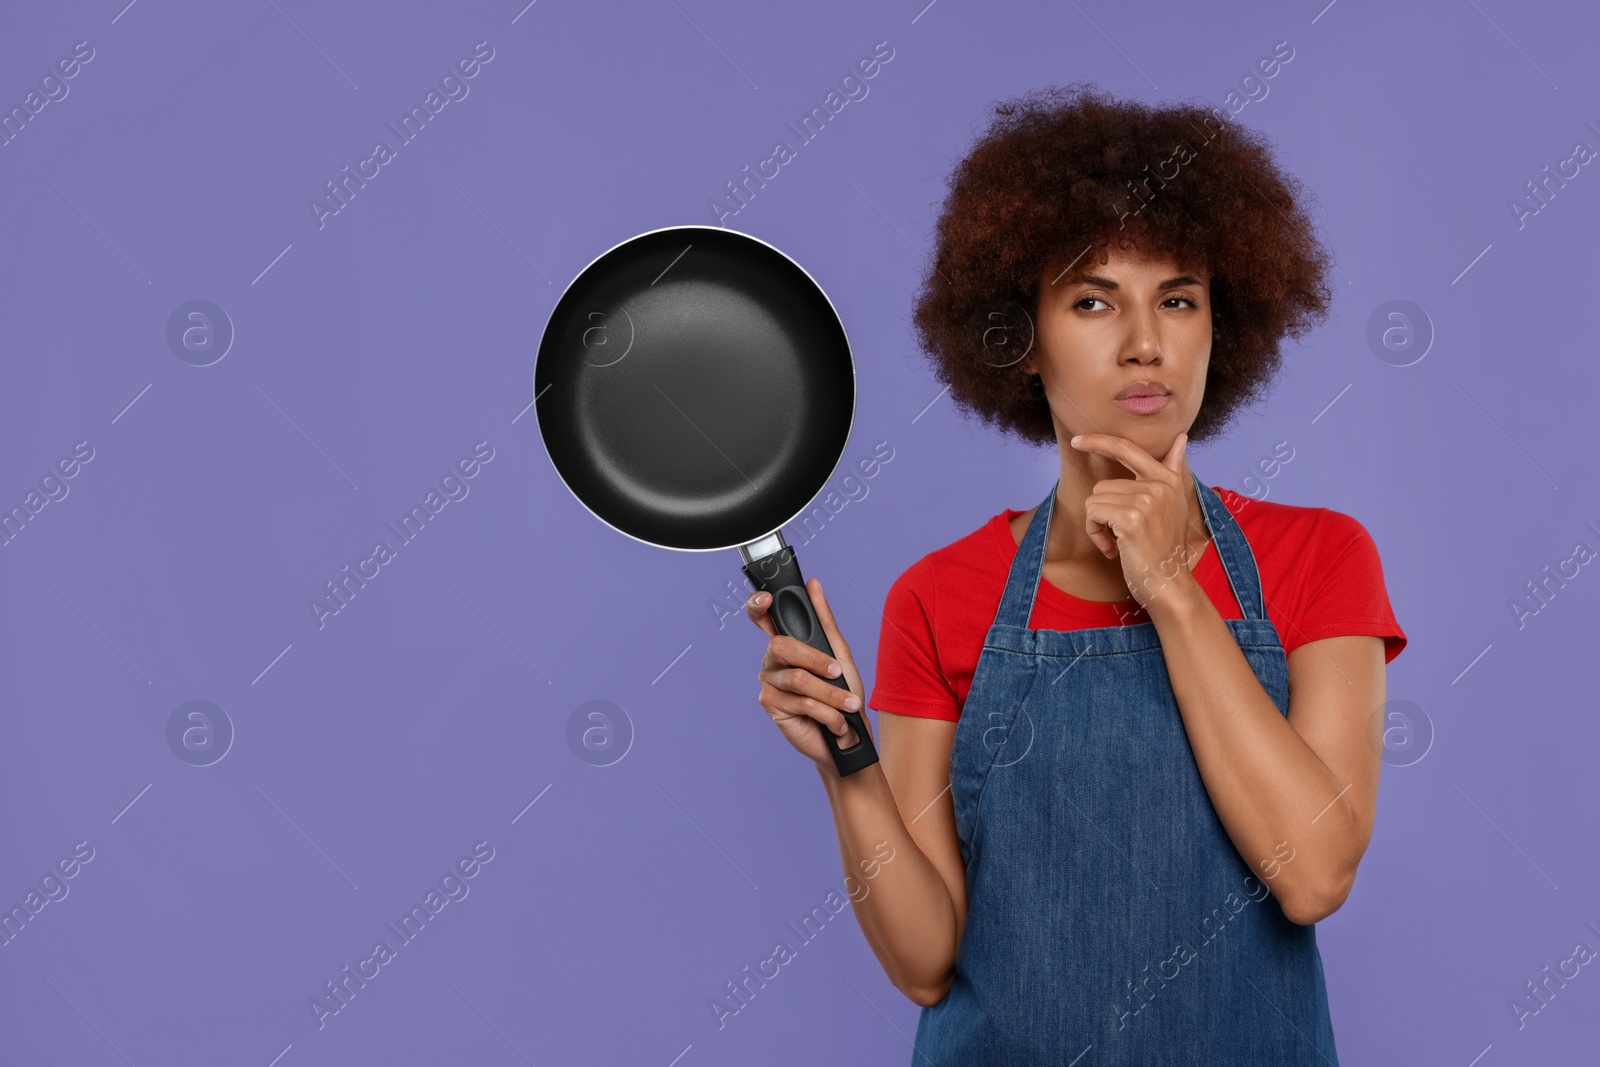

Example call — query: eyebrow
[1060,273,1205,291]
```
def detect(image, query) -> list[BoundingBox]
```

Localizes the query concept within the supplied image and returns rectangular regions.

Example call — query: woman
[746,83,1406,1065]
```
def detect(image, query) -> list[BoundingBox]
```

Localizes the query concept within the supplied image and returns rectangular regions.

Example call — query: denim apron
[912,473,1339,1066]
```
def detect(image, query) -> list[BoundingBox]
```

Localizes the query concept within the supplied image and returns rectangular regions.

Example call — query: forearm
[816,759,958,1002]
[1147,577,1361,922]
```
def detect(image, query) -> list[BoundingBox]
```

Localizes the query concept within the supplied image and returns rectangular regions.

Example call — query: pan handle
[741,539,880,776]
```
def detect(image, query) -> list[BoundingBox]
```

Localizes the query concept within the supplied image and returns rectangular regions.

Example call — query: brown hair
[911,82,1334,446]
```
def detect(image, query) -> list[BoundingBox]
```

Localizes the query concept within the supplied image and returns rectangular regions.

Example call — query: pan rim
[532,223,858,554]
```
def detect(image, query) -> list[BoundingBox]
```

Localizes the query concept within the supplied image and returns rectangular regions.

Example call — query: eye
[1073,294,1201,311]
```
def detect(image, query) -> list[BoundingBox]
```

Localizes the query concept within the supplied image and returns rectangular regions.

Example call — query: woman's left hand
[1069,431,1198,611]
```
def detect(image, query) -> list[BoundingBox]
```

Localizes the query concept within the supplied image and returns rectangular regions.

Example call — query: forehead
[1045,244,1209,287]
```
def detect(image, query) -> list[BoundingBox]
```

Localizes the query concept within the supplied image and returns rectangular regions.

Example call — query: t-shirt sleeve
[1288,509,1408,663]
[867,558,962,721]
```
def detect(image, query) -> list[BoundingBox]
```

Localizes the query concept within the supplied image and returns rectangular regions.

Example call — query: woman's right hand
[746,577,867,769]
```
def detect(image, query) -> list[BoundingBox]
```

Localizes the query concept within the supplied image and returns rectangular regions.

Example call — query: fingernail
[827,662,841,677]
[845,695,861,711]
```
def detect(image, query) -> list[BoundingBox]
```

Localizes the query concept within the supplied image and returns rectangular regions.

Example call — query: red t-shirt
[867,487,1408,722]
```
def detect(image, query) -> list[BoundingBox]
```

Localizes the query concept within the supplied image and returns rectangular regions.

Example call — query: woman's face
[1020,245,1211,458]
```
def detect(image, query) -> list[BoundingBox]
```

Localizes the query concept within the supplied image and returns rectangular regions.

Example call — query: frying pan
[533,224,879,776]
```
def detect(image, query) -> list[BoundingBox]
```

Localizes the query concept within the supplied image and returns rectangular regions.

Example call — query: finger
[804,578,858,682]
[1086,499,1146,536]
[1162,431,1189,476]
[763,684,853,736]
[1091,480,1150,499]
[1085,500,1148,557]
[1070,433,1170,482]
[774,664,861,713]
[767,633,846,682]
[1083,514,1118,559]
[745,591,778,638]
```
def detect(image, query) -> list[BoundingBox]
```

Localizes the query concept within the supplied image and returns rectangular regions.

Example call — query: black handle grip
[743,546,879,776]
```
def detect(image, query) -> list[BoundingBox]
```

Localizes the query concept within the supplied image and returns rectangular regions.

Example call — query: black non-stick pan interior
[535,226,854,551]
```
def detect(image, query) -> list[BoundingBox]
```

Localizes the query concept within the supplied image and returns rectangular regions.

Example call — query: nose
[1120,313,1163,365]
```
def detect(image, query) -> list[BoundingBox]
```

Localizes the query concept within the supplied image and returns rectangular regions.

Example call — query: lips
[1114,380,1170,399]
[1113,380,1172,416]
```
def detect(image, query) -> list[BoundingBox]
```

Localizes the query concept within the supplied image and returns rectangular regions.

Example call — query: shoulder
[1212,486,1377,559]
[883,509,1014,619]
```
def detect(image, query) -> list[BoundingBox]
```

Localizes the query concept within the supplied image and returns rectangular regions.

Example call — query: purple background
[2,0,1597,1064]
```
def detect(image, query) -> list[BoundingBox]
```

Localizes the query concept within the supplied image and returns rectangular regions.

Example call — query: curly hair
[911,82,1334,446]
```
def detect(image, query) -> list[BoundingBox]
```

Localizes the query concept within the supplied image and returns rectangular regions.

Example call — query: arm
[818,711,968,1006]
[1069,431,1385,926]
[1149,579,1385,925]
[747,578,968,1007]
